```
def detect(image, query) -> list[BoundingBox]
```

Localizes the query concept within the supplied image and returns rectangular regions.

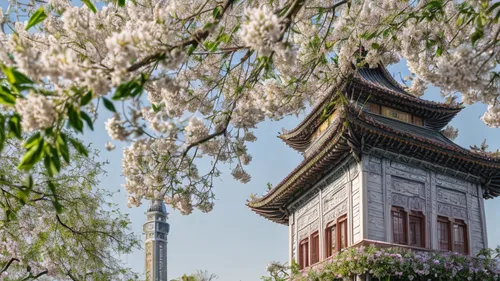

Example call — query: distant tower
[143,200,169,281]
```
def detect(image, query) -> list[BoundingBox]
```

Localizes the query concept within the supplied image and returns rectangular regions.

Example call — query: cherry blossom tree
[0,139,140,280]
[0,0,500,214]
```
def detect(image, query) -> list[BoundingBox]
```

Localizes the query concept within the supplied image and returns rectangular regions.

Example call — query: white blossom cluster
[2,0,500,215]
[239,6,282,56]
[15,94,56,132]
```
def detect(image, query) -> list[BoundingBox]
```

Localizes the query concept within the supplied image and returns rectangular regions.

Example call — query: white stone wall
[288,154,488,264]
[362,154,488,255]
[289,158,361,262]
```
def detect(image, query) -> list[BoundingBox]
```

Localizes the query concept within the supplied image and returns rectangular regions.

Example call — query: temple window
[325,215,348,258]
[438,217,451,251]
[453,220,468,254]
[366,103,423,126]
[391,207,407,244]
[298,238,309,269]
[409,212,424,247]
[391,207,426,247]
[310,232,320,264]
[438,217,468,254]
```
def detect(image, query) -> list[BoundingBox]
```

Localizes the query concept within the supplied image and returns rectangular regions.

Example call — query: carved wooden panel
[437,203,467,219]
[298,226,310,241]
[297,206,319,230]
[323,200,348,224]
[392,177,425,197]
[323,185,348,214]
[436,188,466,207]
[409,197,426,211]
[387,167,428,183]
[390,161,427,176]
[392,193,408,208]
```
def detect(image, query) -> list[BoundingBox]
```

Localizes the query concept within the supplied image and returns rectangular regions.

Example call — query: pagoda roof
[279,66,462,152]
[248,105,500,225]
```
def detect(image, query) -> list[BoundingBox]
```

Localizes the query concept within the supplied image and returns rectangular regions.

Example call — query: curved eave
[248,117,350,224]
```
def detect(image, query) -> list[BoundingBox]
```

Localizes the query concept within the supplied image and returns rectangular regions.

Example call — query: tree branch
[0,258,20,275]
[126,0,236,73]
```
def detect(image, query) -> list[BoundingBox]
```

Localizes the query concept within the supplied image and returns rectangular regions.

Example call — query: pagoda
[248,65,500,270]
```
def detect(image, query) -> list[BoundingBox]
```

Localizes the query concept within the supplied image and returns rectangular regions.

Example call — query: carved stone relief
[289,188,320,212]
[468,184,478,197]
[298,227,310,241]
[409,197,426,211]
[392,193,408,208]
[437,203,467,219]
[323,185,348,214]
[390,161,426,176]
[297,206,319,230]
[436,188,466,207]
[323,200,348,224]
[392,177,425,197]
[368,162,382,174]
[436,174,467,187]
[370,155,381,164]
[435,178,468,193]
[387,167,427,183]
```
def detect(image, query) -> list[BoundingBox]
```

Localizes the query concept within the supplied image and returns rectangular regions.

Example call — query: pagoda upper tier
[279,66,462,153]
[248,66,500,224]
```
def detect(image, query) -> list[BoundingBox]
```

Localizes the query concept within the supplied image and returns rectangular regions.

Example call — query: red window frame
[437,217,468,254]
[453,220,468,255]
[391,207,408,245]
[438,216,451,251]
[310,232,320,264]
[325,215,348,258]
[409,211,425,248]
[298,238,309,269]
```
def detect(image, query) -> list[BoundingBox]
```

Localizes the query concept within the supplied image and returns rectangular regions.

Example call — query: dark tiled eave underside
[249,109,500,225]
[279,67,462,152]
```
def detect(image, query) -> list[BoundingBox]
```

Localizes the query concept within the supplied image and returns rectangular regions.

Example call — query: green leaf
[8,114,22,139]
[102,97,116,112]
[436,45,443,56]
[44,147,60,177]
[80,91,93,106]
[23,174,34,190]
[212,6,221,19]
[118,0,126,7]
[25,7,47,30]
[67,105,84,133]
[69,138,88,157]
[53,200,63,214]
[17,190,28,205]
[56,133,70,164]
[487,2,500,14]
[18,138,45,170]
[1,66,33,92]
[471,27,484,46]
[24,132,41,150]
[82,0,97,13]
[80,111,94,131]
[0,86,16,106]
[187,43,198,56]
[371,42,380,49]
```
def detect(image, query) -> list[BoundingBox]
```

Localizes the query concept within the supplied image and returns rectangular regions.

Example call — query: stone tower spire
[143,200,169,281]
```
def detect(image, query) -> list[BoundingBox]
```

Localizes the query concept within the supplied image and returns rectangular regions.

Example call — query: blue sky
[84,62,500,281]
